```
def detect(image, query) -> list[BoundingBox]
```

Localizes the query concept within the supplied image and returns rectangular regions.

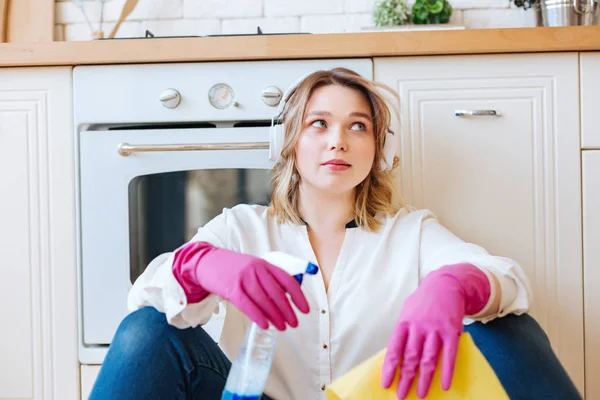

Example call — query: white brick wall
[54,0,537,42]
[264,0,345,16]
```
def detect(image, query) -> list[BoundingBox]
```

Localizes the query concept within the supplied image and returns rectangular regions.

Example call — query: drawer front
[581,53,600,149]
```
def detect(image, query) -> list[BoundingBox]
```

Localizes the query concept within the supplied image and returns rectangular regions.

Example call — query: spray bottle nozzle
[305,262,319,275]
[292,262,319,284]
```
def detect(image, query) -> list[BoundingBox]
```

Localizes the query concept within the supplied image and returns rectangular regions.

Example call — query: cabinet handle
[455,110,499,117]
[117,141,269,156]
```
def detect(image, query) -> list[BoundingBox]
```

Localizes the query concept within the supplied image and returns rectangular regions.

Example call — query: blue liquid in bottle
[221,391,261,400]
[220,392,261,400]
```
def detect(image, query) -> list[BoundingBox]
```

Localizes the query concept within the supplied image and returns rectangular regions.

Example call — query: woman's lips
[325,164,351,171]
[323,159,351,171]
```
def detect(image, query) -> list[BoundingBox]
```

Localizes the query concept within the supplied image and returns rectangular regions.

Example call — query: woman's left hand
[380,269,469,399]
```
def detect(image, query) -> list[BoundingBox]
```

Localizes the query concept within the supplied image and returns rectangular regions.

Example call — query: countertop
[2,25,600,67]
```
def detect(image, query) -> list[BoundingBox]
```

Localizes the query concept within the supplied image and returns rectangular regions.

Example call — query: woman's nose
[328,126,347,151]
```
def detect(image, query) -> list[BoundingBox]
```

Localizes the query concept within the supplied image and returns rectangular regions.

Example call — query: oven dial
[159,89,181,109]
[262,86,283,107]
[209,83,238,110]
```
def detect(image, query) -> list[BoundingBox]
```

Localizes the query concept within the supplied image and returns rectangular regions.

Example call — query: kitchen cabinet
[0,51,592,399]
[0,67,79,399]
[375,53,584,393]
[583,151,600,400]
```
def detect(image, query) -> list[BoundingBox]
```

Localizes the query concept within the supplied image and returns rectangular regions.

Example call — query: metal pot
[535,0,600,26]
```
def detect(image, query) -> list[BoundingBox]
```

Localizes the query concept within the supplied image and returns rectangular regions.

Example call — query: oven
[73,58,374,364]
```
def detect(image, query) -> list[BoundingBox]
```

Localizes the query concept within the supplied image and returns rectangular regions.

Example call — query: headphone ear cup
[380,131,397,171]
[268,72,313,162]
[269,122,285,162]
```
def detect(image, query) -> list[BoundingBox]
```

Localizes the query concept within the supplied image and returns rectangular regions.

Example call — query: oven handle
[117,141,270,156]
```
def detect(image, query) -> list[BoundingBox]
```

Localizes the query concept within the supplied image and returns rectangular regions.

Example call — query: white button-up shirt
[128,205,531,400]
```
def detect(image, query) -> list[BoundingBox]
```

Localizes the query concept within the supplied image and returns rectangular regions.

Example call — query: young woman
[89,68,581,400]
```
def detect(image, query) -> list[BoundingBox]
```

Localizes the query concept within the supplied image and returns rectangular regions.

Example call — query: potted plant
[412,0,453,24]
[510,0,539,9]
[372,0,412,27]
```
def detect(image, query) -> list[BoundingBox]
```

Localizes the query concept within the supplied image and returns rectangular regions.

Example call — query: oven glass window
[128,168,272,283]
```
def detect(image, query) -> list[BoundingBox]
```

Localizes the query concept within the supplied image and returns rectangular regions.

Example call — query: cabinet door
[0,67,78,399]
[583,151,600,400]
[375,53,583,392]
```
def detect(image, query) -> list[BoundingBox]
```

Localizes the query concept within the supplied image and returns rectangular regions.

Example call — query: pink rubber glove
[381,263,491,399]
[172,242,310,331]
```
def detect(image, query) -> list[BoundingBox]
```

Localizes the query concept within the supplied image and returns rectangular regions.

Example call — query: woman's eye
[311,120,327,128]
[350,122,366,131]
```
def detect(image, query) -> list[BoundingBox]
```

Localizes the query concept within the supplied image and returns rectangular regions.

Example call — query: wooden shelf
[1,25,600,67]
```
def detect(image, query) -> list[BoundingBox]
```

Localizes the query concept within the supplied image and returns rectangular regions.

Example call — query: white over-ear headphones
[268,72,397,171]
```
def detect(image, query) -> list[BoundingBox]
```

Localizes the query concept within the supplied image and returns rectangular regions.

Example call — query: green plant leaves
[428,0,444,14]
[411,0,453,24]
[373,0,453,26]
[373,0,412,26]
[511,0,538,9]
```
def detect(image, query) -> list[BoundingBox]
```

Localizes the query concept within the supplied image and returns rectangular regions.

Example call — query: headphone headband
[275,72,313,117]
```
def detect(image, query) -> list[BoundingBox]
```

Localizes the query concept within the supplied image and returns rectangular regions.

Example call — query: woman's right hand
[173,242,310,330]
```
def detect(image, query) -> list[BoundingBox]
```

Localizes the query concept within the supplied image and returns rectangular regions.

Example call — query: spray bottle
[221,251,319,400]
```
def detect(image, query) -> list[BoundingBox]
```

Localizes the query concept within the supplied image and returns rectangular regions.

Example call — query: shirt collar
[300,218,358,229]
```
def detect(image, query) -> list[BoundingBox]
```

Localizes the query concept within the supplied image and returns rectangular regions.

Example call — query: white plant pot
[360,24,466,32]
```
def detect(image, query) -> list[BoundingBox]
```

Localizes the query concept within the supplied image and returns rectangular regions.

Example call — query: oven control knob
[159,89,181,109]
[261,86,283,107]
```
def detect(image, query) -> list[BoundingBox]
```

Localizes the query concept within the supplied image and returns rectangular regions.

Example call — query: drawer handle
[455,110,499,117]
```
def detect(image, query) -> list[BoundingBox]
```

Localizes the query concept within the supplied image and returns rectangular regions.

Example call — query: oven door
[77,126,273,363]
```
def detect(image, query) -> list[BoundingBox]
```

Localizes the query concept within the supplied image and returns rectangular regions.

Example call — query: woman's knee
[464,313,581,399]
[465,313,550,347]
[110,307,173,358]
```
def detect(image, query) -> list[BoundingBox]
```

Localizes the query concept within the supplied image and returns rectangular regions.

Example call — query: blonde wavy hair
[268,67,406,232]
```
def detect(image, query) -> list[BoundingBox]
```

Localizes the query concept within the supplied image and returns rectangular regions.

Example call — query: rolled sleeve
[127,252,222,329]
[418,210,532,324]
[127,210,231,329]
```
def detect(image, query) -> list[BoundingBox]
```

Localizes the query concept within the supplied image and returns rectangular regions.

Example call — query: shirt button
[179,300,184,305]
[321,384,326,391]
[321,309,326,314]
[323,344,328,349]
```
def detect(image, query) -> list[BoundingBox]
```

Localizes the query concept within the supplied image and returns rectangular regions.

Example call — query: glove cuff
[172,242,213,303]
[426,263,492,316]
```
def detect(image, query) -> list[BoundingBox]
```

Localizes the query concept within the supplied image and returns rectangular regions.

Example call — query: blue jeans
[89,307,581,400]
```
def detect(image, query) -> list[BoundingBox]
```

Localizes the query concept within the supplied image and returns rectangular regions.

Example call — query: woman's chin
[314,181,361,195]
[300,173,366,195]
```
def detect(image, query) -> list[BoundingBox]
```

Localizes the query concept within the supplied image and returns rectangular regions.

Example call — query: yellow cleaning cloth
[326,333,508,399]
